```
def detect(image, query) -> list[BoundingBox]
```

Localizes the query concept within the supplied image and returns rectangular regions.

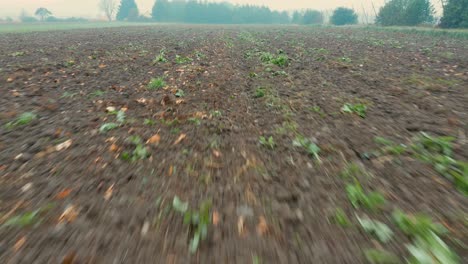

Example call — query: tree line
[11,0,468,28]
[112,0,358,25]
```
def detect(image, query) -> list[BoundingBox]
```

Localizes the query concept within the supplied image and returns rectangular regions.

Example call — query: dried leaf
[212,150,222,158]
[98,64,107,69]
[59,205,78,223]
[106,106,116,112]
[55,189,72,200]
[61,251,77,264]
[175,99,185,105]
[109,143,119,152]
[237,216,246,236]
[104,184,114,201]
[256,216,268,236]
[147,134,161,145]
[55,139,72,151]
[136,98,147,104]
[173,134,186,145]
[168,165,174,176]
[212,211,220,226]
[13,236,26,252]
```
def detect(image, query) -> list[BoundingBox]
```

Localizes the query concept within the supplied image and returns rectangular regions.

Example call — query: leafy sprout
[342,103,367,118]
[5,112,37,128]
[148,77,166,90]
[259,136,275,149]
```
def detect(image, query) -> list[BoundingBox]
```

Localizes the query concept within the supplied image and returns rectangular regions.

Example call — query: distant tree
[440,0,468,28]
[152,0,170,22]
[35,7,52,21]
[116,0,139,21]
[302,10,323,24]
[99,0,118,21]
[330,7,358,25]
[376,0,434,26]
[6,17,14,22]
[292,11,302,24]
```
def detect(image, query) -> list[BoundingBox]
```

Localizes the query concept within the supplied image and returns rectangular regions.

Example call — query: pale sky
[0,0,440,20]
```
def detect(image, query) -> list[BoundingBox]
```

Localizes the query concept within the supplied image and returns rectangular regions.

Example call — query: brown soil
[0,25,467,263]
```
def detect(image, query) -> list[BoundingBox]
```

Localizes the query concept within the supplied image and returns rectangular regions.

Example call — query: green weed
[254,87,266,98]
[364,249,400,264]
[342,103,367,118]
[153,49,168,63]
[259,136,275,149]
[11,51,26,57]
[175,55,192,64]
[144,118,156,126]
[292,135,321,161]
[333,208,351,227]
[99,123,118,133]
[346,181,385,211]
[148,77,166,90]
[172,196,212,253]
[5,112,37,128]
[89,90,105,97]
[393,210,459,264]
[357,215,393,243]
[121,135,150,161]
[175,89,185,97]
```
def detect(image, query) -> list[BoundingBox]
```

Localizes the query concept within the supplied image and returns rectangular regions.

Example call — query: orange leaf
[104,184,114,201]
[55,189,72,200]
[256,216,268,236]
[13,236,26,252]
[109,143,119,152]
[212,211,220,226]
[173,134,187,145]
[55,139,72,151]
[147,134,161,145]
[168,166,174,176]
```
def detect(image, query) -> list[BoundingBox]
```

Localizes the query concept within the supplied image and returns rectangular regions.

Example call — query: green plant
[310,105,325,117]
[393,210,459,264]
[175,89,185,97]
[342,103,367,118]
[64,59,75,67]
[175,55,192,64]
[364,249,400,264]
[172,196,212,253]
[61,91,78,98]
[377,133,467,195]
[3,209,40,227]
[292,135,321,161]
[259,52,289,67]
[121,135,150,161]
[5,112,37,128]
[210,110,222,118]
[259,136,275,149]
[153,49,168,63]
[11,51,25,57]
[249,72,258,78]
[333,208,351,227]
[340,162,367,180]
[99,123,118,133]
[148,77,166,90]
[346,181,385,211]
[188,117,201,126]
[374,137,408,155]
[144,118,156,126]
[357,215,393,243]
[89,90,105,97]
[254,87,266,98]
[340,57,352,63]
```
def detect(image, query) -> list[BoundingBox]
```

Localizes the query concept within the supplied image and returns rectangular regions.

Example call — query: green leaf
[99,123,118,133]
[357,215,393,243]
[364,249,399,264]
[189,231,200,253]
[172,196,188,213]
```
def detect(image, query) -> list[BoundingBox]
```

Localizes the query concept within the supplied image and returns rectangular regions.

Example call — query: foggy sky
[1,0,440,19]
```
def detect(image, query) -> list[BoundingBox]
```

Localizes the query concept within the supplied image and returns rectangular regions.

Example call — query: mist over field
[2,0,393,19]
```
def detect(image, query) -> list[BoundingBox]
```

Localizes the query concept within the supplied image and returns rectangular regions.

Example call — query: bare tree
[99,0,118,21]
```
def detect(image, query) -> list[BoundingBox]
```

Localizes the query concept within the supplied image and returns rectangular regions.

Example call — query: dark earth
[0,25,467,263]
